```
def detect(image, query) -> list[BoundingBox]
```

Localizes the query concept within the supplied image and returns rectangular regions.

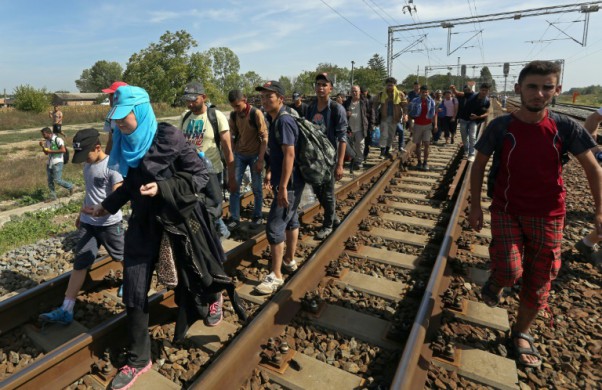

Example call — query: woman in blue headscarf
[82,86,245,390]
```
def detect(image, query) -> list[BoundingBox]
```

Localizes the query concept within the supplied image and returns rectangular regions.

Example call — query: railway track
[3,96,595,388]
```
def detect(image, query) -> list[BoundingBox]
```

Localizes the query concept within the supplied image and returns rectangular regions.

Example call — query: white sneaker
[467,155,475,162]
[254,272,283,295]
[282,259,298,273]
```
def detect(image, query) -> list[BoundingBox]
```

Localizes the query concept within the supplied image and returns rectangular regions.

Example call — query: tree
[206,47,240,99]
[13,85,50,113]
[479,66,496,91]
[239,71,263,97]
[75,61,123,92]
[278,76,293,97]
[123,30,198,104]
[315,63,350,94]
[292,71,316,96]
[367,54,387,84]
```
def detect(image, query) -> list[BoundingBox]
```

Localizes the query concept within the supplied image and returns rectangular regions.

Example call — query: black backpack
[52,137,69,164]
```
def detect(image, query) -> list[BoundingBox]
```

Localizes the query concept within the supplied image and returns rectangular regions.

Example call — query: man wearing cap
[39,127,75,201]
[102,81,128,154]
[288,91,308,119]
[254,81,304,294]
[306,72,348,240]
[39,128,124,326]
[180,81,234,238]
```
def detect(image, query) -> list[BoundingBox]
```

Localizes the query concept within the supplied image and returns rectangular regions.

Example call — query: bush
[13,85,51,113]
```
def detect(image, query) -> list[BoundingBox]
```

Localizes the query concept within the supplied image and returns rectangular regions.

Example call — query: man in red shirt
[408,85,437,170]
[469,61,602,368]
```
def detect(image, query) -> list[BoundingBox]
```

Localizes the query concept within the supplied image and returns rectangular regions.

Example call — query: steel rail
[189,159,397,389]
[391,156,470,389]
[0,256,122,335]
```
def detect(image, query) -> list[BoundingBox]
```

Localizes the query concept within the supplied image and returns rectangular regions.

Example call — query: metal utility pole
[386,2,600,75]
[351,61,355,87]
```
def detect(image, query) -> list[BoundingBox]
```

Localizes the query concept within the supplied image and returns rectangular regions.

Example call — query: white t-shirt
[348,100,362,133]
[44,135,66,167]
[180,109,229,173]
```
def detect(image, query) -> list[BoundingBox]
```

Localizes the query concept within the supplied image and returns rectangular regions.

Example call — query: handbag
[156,232,178,288]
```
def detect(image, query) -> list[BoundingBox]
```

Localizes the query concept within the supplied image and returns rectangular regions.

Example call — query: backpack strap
[181,110,193,129]
[207,107,222,156]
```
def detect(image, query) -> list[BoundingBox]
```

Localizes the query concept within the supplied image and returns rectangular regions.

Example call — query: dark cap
[420,85,428,91]
[315,72,334,85]
[255,80,285,96]
[102,81,128,94]
[72,128,100,164]
[292,92,301,100]
[182,81,206,101]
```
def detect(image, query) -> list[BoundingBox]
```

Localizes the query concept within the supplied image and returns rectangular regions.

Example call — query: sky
[1,0,601,94]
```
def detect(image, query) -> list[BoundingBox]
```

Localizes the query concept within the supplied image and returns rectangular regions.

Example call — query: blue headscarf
[108,86,157,177]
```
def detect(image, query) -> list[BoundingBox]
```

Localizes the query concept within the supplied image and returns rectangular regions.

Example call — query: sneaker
[226,219,240,230]
[204,294,223,327]
[254,272,284,295]
[117,284,123,298]
[399,147,407,153]
[282,259,298,273]
[39,307,73,325]
[110,361,152,390]
[69,186,77,196]
[423,163,430,171]
[251,217,264,226]
[315,227,333,240]
[467,155,475,162]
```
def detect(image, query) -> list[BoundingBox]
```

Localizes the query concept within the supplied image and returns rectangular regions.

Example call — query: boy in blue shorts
[39,128,124,325]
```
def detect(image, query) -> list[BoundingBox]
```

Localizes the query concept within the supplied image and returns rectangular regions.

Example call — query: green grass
[557,94,601,106]
[0,200,81,255]
[0,103,185,131]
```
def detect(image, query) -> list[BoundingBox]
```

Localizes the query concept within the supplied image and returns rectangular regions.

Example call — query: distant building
[0,97,14,108]
[52,93,104,106]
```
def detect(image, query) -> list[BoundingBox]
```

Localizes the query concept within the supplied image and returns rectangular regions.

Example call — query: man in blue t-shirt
[253,81,304,295]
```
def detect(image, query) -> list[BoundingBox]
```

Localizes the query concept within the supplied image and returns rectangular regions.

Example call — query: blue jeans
[46,162,73,199]
[459,119,478,156]
[230,153,263,221]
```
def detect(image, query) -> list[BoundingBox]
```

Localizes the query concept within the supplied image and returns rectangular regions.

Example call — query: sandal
[480,279,502,307]
[511,331,542,368]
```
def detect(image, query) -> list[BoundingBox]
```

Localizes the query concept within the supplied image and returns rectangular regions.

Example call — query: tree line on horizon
[8,29,601,112]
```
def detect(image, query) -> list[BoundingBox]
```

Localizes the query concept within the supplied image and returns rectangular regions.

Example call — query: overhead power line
[319,0,386,47]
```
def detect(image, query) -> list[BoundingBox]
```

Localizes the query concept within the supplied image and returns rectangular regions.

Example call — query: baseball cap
[72,128,100,163]
[315,72,334,85]
[102,81,128,94]
[255,81,285,96]
[182,81,206,101]
[293,92,301,100]
[108,86,151,120]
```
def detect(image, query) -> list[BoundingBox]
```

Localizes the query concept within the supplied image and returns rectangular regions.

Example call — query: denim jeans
[230,153,263,221]
[46,162,73,199]
[459,119,478,156]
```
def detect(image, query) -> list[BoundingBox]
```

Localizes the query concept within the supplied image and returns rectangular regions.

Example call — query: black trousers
[126,306,151,368]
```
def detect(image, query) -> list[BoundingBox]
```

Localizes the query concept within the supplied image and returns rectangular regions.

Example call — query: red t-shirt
[414,99,432,125]
[491,116,568,216]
